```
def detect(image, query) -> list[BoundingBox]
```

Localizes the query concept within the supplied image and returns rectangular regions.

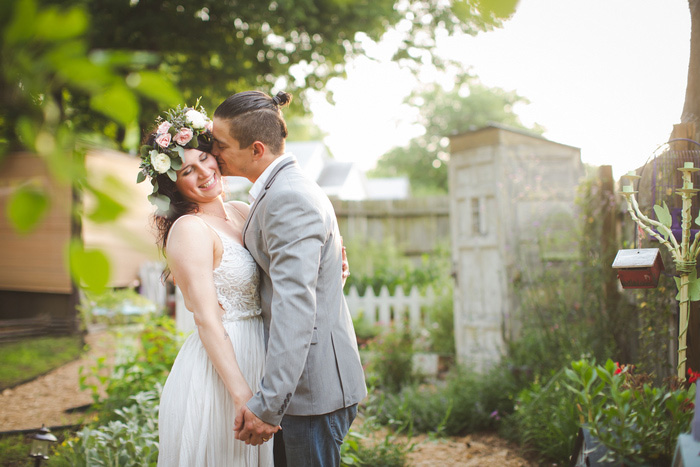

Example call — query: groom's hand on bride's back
[233,405,280,446]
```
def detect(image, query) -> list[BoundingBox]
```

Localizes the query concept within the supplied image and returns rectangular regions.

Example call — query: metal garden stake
[621,162,700,380]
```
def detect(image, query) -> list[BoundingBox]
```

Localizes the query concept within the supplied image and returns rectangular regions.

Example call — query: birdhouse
[612,248,665,289]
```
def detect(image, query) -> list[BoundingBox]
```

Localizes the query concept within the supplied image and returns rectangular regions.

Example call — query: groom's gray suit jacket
[243,156,367,426]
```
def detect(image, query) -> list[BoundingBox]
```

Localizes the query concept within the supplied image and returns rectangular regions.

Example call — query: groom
[211,90,367,467]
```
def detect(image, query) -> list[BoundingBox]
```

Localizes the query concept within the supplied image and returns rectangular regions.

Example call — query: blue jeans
[275,404,358,467]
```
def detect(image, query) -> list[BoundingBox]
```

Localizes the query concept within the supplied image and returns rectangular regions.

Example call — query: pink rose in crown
[156,132,172,148]
[174,127,193,146]
[205,120,213,132]
[157,121,171,134]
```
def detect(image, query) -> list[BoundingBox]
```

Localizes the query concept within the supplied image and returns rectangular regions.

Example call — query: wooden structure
[0,152,77,334]
[0,150,159,338]
[448,124,583,371]
[331,197,450,261]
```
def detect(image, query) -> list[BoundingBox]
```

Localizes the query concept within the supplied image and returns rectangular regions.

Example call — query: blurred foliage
[566,359,694,465]
[502,368,580,463]
[78,287,158,328]
[39,0,511,134]
[366,364,519,436]
[0,0,517,295]
[425,288,455,355]
[344,238,452,295]
[344,237,454,354]
[370,78,544,195]
[0,433,34,467]
[1,0,182,292]
[52,388,161,466]
[79,315,183,419]
[365,325,417,393]
[340,429,412,467]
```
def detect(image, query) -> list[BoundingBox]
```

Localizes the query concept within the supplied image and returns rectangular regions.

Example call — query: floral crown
[136,103,213,213]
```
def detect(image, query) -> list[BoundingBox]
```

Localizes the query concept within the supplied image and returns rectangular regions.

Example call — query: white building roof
[366,177,411,200]
[223,141,409,201]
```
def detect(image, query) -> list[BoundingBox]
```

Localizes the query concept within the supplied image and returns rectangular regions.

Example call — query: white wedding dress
[158,219,273,466]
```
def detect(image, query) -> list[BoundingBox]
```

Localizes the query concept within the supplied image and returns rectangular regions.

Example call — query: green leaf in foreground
[6,184,50,234]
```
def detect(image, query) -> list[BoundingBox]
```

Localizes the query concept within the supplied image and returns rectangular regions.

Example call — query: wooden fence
[344,285,435,331]
[331,197,450,260]
[172,284,437,334]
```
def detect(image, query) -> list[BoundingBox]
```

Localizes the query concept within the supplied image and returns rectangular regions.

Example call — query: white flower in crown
[150,151,171,174]
[185,109,207,130]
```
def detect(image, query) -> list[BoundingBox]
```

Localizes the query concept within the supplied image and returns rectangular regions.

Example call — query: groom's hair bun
[272,91,292,107]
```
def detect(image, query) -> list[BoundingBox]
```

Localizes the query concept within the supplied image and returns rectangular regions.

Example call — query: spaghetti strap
[167,214,243,249]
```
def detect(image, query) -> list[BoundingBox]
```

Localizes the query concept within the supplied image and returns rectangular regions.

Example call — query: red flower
[687,367,700,383]
[614,362,622,375]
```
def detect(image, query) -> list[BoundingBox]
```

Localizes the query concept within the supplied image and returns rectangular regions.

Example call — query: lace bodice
[210,227,262,322]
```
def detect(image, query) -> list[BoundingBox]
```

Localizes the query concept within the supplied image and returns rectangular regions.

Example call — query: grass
[0,335,84,390]
[0,433,33,466]
[0,429,74,466]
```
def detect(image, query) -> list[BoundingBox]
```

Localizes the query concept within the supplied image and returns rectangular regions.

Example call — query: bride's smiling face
[175,149,223,203]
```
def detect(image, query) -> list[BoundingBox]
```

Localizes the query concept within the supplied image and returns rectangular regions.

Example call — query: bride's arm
[166,217,253,408]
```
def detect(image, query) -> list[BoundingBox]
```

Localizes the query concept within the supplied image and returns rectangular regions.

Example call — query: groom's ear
[251,141,266,161]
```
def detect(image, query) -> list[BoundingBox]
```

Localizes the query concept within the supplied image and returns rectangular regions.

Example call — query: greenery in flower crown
[136,103,213,213]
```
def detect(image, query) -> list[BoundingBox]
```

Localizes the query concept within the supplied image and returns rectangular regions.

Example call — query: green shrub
[80,315,182,420]
[0,433,34,467]
[565,358,694,465]
[352,312,382,346]
[79,288,159,327]
[367,365,519,436]
[52,388,160,466]
[344,239,451,296]
[424,286,454,356]
[341,429,411,467]
[504,368,580,464]
[365,326,416,393]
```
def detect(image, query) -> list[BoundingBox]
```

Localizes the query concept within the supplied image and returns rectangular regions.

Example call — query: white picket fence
[170,282,437,334]
[345,285,435,331]
[139,261,167,311]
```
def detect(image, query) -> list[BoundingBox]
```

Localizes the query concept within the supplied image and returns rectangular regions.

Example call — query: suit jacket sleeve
[247,187,325,425]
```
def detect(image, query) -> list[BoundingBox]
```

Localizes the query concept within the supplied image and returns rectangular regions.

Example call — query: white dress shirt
[248,154,294,204]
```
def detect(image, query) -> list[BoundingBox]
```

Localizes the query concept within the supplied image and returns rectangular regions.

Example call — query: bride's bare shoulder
[166,216,211,252]
[226,200,251,218]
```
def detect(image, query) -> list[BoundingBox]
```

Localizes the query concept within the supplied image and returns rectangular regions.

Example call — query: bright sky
[308,0,691,179]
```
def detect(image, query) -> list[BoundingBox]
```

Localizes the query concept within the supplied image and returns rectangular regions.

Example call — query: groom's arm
[246,187,325,426]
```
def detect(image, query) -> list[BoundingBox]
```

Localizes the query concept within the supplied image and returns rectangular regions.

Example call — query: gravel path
[0,330,115,432]
[406,432,537,466]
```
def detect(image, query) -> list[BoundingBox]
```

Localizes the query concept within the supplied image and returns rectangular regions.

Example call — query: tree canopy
[370,77,543,195]
[0,0,519,290]
[36,0,515,141]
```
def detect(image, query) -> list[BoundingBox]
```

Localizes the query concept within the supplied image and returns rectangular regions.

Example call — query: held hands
[341,244,350,286]
[234,405,280,445]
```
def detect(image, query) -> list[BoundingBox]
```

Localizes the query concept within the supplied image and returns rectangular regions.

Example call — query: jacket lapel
[242,158,297,245]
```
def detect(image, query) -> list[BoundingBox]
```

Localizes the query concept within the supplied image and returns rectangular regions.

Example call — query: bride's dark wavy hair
[141,130,214,251]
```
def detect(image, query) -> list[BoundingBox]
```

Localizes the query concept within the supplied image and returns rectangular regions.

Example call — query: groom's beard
[215,156,232,176]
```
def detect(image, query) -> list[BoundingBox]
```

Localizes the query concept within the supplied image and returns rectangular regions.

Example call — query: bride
[138,105,348,466]
[138,104,273,466]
